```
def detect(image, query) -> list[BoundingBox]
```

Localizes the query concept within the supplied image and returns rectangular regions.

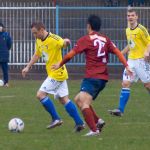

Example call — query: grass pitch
[0,80,149,150]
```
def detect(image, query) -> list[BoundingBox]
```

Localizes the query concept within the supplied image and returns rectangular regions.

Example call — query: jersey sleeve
[56,35,64,48]
[50,33,64,49]
[35,40,42,57]
[72,37,87,54]
[106,37,117,53]
[140,26,150,45]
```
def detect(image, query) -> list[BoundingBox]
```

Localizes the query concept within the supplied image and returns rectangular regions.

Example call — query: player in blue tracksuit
[0,23,12,87]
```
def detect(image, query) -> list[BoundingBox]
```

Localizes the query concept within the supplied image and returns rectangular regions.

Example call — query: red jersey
[72,32,116,80]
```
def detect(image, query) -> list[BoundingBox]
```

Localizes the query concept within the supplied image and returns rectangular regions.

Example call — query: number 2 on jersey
[94,39,105,57]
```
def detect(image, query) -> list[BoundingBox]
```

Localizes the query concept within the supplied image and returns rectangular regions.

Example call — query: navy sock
[40,96,60,120]
[65,100,84,125]
[118,88,130,113]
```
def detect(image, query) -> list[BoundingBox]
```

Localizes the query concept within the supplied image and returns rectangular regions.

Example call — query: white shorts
[39,77,69,99]
[123,58,150,83]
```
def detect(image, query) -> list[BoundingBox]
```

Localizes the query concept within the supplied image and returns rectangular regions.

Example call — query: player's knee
[122,81,131,88]
[80,103,90,110]
[36,91,46,100]
[59,96,69,105]
[74,97,82,109]
[74,96,78,103]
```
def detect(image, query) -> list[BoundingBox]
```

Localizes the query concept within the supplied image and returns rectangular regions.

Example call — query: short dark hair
[30,22,45,30]
[87,15,101,31]
[127,8,138,15]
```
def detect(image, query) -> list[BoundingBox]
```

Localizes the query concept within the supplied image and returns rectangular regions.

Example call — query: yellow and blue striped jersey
[126,24,150,59]
[35,32,68,81]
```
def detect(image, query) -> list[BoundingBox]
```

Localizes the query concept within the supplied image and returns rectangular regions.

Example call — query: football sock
[82,108,97,132]
[40,96,60,120]
[65,100,84,125]
[90,105,99,124]
[118,88,130,113]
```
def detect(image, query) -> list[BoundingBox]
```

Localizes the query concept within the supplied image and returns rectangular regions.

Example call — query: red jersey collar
[89,31,98,35]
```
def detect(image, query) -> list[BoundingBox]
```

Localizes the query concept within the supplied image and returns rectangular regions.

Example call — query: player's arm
[121,45,130,55]
[113,48,132,76]
[25,53,40,69]
[22,53,40,78]
[51,50,76,70]
[6,33,12,50]
[139,26,150,61]
[52,37,84,70]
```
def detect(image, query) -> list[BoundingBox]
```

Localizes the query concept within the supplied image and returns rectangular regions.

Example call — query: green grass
[0,80,150,150]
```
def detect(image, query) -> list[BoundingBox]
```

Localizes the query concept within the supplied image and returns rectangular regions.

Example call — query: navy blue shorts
[80,78,107,100]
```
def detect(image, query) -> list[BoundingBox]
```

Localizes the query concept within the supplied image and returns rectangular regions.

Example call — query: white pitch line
[118,122,150,125]
[0,95,15,98]
[99,137,150,140]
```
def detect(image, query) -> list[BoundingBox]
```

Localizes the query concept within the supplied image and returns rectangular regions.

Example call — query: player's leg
[109,82,131,116]
[136,59,150,94]
[118,80,131,113]
[77,91,98,134]
[37,91,61,121]
[59,96,85,132]
[109,59,148,116]
[139,69,150,94]
[56,80,84,132]
[109,66,135,116]
[76,78,107,136]
[1,62,9,86]
[89,105,105,132]
[38,78,62,128]
[88,79,106,132]
[89,105,99,123]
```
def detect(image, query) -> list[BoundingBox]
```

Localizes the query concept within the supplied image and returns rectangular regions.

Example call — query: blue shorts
[80,78,107,100]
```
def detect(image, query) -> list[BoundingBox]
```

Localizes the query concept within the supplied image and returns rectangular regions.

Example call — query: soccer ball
[0,79,4,86]
[8,118,24,132]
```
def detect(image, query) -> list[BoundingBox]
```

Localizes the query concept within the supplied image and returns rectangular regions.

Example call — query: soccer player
[22,22,85,132]
[51,15,132,136]
[109,8,150,116]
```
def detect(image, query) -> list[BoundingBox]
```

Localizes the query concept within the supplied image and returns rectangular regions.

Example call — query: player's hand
[144,51,150,62]
[51,63,61,70]
[22,67,30,78]
[64,38,71,46]
[63,38,71,49]
[125,66,133,77]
